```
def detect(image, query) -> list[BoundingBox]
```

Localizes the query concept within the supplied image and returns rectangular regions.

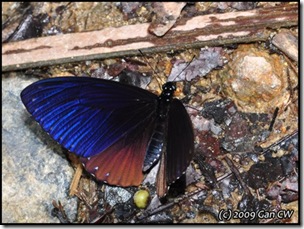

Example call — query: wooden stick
[69,163,83,196]
[2,4,298,72]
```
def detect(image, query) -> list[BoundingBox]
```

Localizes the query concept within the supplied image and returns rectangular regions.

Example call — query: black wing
[166,99,194,185]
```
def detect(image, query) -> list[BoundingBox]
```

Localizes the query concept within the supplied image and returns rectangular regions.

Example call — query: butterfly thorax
[157,82,176,120]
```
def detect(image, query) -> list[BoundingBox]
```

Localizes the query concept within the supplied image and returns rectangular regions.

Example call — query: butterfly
[20,76,194,197]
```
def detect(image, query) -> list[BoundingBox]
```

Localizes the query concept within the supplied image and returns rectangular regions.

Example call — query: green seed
[133,189,150,209]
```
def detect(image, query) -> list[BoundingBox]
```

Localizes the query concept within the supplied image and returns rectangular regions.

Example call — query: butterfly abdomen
[143,121,165,172]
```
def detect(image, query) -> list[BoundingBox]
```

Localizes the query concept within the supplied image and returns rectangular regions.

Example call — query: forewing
[166,99,194,185]
[20,77,158,158]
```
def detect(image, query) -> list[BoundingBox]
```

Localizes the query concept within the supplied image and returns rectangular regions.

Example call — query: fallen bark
[2,3,298,72]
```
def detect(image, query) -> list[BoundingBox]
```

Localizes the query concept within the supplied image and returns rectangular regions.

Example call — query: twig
[136,188,204,221]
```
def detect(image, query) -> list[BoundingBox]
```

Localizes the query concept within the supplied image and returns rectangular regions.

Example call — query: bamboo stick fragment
[2,4,298,72]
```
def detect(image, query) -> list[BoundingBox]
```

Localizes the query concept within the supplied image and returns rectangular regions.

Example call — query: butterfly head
[160,82,176,102]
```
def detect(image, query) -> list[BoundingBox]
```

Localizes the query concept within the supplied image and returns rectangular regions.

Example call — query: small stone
[220,45,289,113]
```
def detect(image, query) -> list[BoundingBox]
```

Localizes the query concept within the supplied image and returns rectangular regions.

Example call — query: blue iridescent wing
[21,77,159,186]
[21,77,158,157]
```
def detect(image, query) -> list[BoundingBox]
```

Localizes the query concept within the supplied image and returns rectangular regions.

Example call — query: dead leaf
[168,47,224,82]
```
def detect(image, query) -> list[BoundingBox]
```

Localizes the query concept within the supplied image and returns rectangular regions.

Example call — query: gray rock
[2,73,77,223]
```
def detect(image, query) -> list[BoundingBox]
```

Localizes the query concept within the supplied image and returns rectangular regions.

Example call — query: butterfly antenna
[171,55,196,82]
[138,50,163,89]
